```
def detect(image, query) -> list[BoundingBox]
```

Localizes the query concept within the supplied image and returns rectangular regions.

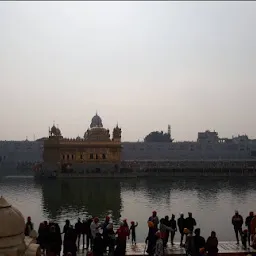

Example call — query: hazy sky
[1,1,256,142]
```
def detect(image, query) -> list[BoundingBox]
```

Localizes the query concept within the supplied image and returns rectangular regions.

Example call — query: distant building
[144,125,173,143]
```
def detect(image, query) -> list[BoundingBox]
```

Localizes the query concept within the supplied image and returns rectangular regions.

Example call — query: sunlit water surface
[0,176,255,242]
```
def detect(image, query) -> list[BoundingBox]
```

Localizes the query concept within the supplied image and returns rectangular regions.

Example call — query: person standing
[75,218,83,250]
[245,211,254,246]
[102,216,110,252]
[130,221,138,245]
[169,214,177,246]
[205,231,218,256]
[232,210,243,244]
[145,223,158,256]
[162,216,170,247]
[185,212,197,234]
[194,228,206,256]
[90,217,101,247]
[84,216,93,250]
[114,222,130,256]
[178,213,186,246]
[25,216,34,236]
[154,231,164,256]
[148,211,160,229]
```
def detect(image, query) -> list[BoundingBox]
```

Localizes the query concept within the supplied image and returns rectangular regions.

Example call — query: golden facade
[43,113,122,170]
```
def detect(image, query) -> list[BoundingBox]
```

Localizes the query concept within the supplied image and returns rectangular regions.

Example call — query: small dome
[55,128,61,136]
[0,196,26,249]
[90,113,103,128]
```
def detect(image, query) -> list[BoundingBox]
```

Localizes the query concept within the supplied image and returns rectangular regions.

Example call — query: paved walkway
[76,242,256,256]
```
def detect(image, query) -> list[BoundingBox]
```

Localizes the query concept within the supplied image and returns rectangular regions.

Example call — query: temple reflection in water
[38,179,122,222]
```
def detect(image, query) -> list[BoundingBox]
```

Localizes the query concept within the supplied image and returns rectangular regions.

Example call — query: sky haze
[0,1,256,141]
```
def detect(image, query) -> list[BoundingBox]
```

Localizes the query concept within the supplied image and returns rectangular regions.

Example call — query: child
[154,231,164,256]
[241,229,248,249]
[130,221,138,245]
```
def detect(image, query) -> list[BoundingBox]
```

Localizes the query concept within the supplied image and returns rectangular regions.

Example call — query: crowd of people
[23,210,256,256]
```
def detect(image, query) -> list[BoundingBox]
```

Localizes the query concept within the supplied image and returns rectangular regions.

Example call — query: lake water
[0,176,255,242]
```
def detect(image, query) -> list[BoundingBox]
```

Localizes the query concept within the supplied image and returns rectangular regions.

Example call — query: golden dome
[0,196,26,249]
[50,125,57,134]
[50,124,62,136]
[90,113,103,128]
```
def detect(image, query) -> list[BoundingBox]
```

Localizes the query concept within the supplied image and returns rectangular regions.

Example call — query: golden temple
[43,113,122,173]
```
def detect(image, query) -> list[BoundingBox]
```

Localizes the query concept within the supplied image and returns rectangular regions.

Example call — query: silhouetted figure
[25,216,34,236]
[75,218,82,249]
[205,231,218,256]
[232,210,243,244]
[38,222,48,253]
[63,220,71,235]
[63,226,77,256]
[145,226,158,256]
[130,221,138,245]
[241,229,248,249]
[102,216,110,252]
[194,228,206,256]
[170,214,177,246]
[93,233,104,256]
[178,213,186,246]
[148,211,159,229]
[114,222,130,256]
[185,213,196,233]
[154,231,164,256]
[90,217,101,247]
[163,216,169,247]
[47,225,61,256]
[245,211,254,246]
[106,223,116,256]
[83,217,93,250]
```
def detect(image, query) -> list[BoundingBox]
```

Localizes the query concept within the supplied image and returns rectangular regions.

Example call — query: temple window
[80,154,83,160]
[67,154,69,160]
[96,154,98,159]
[102,154,106,159]
[62,155,65,160]
[71,155,74,160]
[90,153,93,159]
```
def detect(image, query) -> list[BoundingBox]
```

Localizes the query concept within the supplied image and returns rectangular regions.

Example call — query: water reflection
[36,179,122,223]
[2,176,256,242]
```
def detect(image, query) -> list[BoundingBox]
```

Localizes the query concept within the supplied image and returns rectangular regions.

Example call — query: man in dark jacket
[232,210,243,244]
[83,216,93,250]
[169,214,177,246]
[193,228,206,256]
[178,212,186,246]
[75,218,83,249]
[186,212,197,233]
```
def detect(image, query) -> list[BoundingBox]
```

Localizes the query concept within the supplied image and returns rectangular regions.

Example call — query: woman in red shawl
[114,221,130,256]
